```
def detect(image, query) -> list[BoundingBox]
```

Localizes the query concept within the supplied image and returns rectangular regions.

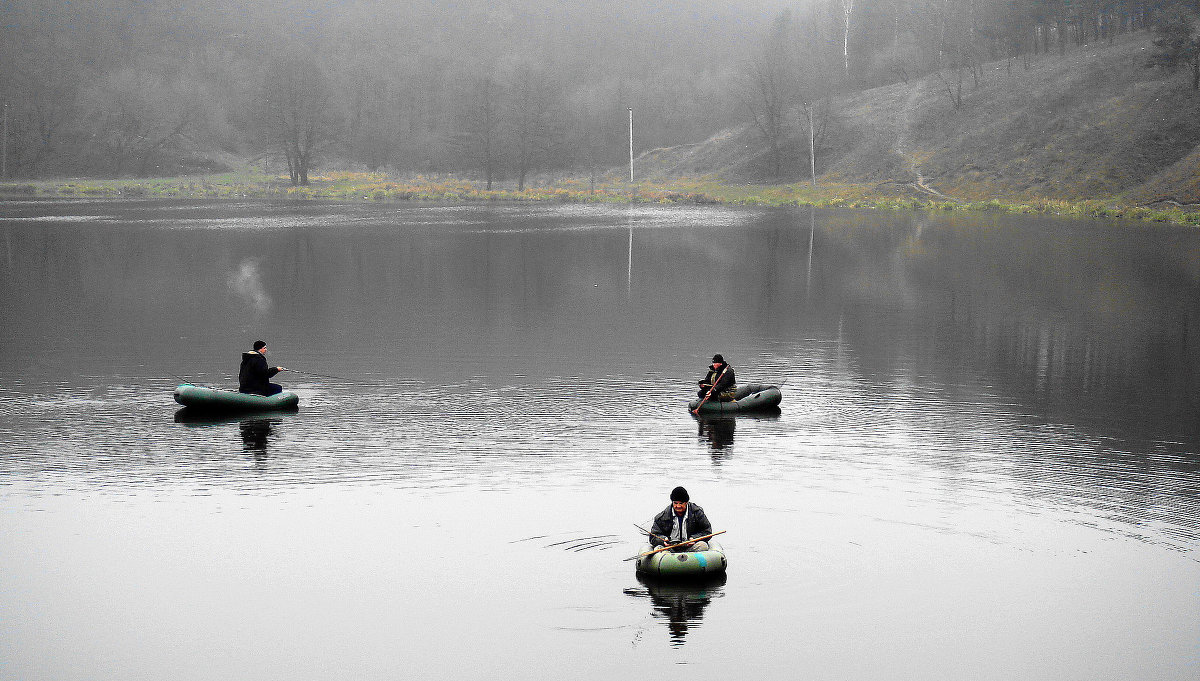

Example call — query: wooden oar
[624,530,726,561]
[691,365,729,415]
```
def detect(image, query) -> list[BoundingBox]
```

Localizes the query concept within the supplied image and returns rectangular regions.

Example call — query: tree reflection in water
[624,573,726,646]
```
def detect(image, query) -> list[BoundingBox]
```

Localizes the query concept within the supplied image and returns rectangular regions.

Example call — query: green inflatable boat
[688,383,782,414]
[173,384,300,412]
[636,541,727,578]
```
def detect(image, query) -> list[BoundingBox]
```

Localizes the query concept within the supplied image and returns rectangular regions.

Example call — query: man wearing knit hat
[697,354,736,402]
[648,486,713,551]
[238,340,287,396]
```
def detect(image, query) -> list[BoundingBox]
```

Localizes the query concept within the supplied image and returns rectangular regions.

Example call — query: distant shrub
[974,199,1005,212]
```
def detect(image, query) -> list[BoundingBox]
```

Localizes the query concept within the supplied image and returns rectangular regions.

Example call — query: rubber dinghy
[636,541,728,578]
[688,383,782,414]
[173,384,299,412]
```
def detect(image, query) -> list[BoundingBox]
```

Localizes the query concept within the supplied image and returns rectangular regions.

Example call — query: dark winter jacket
[699,362,737,400]
[238,351,280,395]
[649,502,713,546]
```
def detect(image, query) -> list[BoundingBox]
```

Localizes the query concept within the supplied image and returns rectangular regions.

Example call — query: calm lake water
[1,199,1197,680]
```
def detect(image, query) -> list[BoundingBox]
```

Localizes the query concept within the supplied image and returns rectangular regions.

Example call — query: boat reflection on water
[173,408,297,458]
[693,408,780,458]
[624,573,727,646]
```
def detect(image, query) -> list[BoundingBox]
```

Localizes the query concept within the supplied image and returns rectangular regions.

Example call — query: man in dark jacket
[697,354,736,401]
[239,340,287,395]
[649,486,714,551]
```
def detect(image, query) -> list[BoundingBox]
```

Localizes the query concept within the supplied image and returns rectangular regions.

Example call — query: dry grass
[6,171,1197,226]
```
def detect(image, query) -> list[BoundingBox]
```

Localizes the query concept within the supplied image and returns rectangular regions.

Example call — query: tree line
[0,0,1196,184]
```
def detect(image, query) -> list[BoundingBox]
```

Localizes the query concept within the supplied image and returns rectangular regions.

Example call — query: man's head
[711,354,724,369]
[670,486,689,514]
[253,340,267,354]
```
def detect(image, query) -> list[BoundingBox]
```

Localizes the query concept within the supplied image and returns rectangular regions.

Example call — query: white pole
[628,107,634,183]
[2,101,8,179]
[808,103,816,187]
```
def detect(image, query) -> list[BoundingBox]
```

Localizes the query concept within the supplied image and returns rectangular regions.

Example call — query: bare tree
[743,12,797,178]
[935,46,968,109]
[260,58,333,186]
[85,66,198,176]
[456,76,503,189]
[508,66,560,191]
[796,8,837,186]
[345,74,398,171]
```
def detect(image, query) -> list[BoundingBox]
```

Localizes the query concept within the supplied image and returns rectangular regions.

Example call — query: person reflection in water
[649,487,713,551]
[239,340,287,396]
[698,417,736,452]
[639,575,725,646]
[240,418,274,456]
[697,354,736,401]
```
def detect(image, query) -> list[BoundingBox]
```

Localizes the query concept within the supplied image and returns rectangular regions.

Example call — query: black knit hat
[670,486,690,502]
[253,340,267,351]
[711,354,724,364]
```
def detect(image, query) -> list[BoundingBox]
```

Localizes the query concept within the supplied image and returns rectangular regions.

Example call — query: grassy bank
[3,171,1198,227]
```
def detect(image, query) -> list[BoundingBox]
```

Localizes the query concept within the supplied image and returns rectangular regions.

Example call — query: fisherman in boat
[648,486,713,551]
[697,354,736,402]
[238,340,287,396]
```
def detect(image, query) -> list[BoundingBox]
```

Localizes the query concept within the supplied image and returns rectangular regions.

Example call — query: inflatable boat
[173,384,299,412]
[688,383,781,414]
[636,541,728,578]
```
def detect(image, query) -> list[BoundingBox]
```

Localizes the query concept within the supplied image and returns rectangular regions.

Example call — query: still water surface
[1,199,1197,680]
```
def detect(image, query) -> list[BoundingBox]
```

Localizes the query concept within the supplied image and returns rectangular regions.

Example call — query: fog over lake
[0,200,1197,680]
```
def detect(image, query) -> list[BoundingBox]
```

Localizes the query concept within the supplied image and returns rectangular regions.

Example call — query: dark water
[1,199,1197,680]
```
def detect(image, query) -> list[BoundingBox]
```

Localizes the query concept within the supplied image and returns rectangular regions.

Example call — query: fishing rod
[634,524,670,546]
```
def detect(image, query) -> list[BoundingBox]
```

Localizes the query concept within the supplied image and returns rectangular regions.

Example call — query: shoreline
[3,171,1198,227]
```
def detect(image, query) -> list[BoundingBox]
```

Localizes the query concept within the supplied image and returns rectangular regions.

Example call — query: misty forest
[2,0,1198,186]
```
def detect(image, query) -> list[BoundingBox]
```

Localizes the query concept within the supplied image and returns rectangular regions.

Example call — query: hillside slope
[638,34,1200,205]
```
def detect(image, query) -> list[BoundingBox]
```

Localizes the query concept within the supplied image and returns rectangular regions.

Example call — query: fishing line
[285,368,393,386]
[167,371,216,388]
